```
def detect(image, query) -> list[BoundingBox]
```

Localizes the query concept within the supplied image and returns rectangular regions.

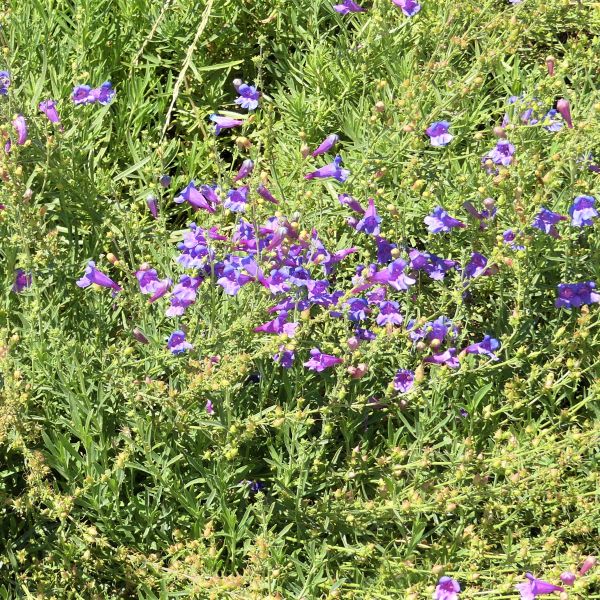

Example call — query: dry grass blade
[131,0,175,71]
[161,0,214,139]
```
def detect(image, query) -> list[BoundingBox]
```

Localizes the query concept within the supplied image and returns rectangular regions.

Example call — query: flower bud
[483,197,495,210]
[546,55,555,76]
[493,126,506,138]
[580,556,596,575]
[375,101,385,113]
[235,136,252,151]
[106,253,119,265]
[301,143,310,159]
[560,572,576,586]
[232,78,243,92]
[159,175,171,188]
[347,336,360,351]
[556,99,573,128]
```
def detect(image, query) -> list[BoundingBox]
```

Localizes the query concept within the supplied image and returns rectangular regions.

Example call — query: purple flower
[532,207,567,238]
[210,114,244,135]
[234,83,260,110]
[503,229,525,251]
[569,195,597,227]
[205,399,214,415]
[355,198,381,235]
[274,346,295,368]
[217,262,253,296]
[339,193,365,214]
[166,275,201,316]
[76,261,121,291]
[305,155,350,182]
[311,134,339,157]
[424,348,460,369]
[12,269,31,293]
[462,200,496,229]
[174,181,218,213]
[0,71,10,95]
[12,115,27,145]
[482,139,515,173]
[257,184,279,204]
[135,268,171,302]
[465,335,500,360]
[393,369,414,393]
[72,85,93,105]
[542,108,563,132]
[556,282,600,309]
[376,300,402,326]
[167,330,193,355]
[433,577,460,600]
[254,312,299,337]
[425,207,465,233]
[515,573,563,599]
[333,0,365,13]
[39,99,61,125]
[426,121,453,146]
[374,236,396,263]
[233,159,254,182]
[224,186,250,212]
[463,252,489,279]
[392,0,421,16]
[91,81,115,105]
[409,316,457,345]
[409,250,456,280]
[346,298,369,322]
[160,175,172,188]
[359,258,416,292]
[304,348,343,372]
[556,99,573,128]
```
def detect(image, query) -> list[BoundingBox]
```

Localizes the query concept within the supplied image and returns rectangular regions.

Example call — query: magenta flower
[425,207,465,233]
[305,155,350,182]
[393,369,414,393]
[76,261,121,292]
[135,268,171,302]
[304,348,343,372]
[167,330,193,355]
[569,195,597,227]
[426,121,452,146]
[392,0,421,16]
[333,0,365,13]
[433,577,460,600]
[210,114,244,135]
[254,312,299,337]
[234,83,260,110]
[39,99,61,125]
[515,573,563,599]
[532,207,567,238]
[233,159,254,182]
[311,134,339,157]
[166,275,201,317]
[12,115,27,145]
[12,269,31,293]
[556,282,600,309]
[174,181,218,213]
[556,99,573,128]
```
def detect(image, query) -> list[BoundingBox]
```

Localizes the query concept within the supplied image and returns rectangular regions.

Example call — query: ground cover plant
[0,0,600,597]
